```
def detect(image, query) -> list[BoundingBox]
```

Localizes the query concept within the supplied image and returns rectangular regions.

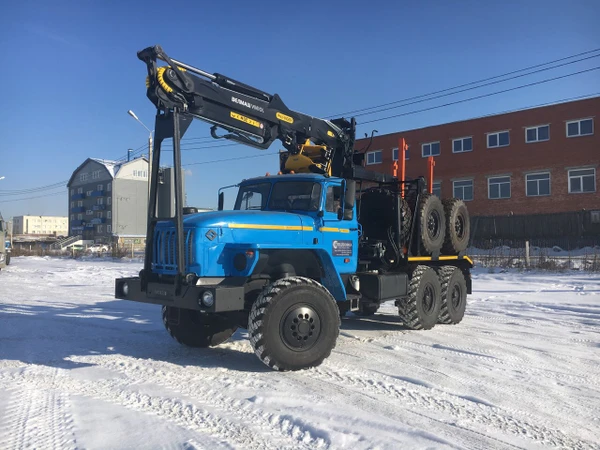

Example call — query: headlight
[201,290,214,307]
[122,282,129,296]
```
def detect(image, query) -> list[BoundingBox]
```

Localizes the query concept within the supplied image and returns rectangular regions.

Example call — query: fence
[468,239,600,272]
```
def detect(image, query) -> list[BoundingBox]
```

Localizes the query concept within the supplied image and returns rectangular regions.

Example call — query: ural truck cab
[115,45,473,371]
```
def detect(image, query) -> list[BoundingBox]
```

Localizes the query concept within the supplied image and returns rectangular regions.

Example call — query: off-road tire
[162,306,237,348]
[398,265,442,330]
[5,254,10,265]
[417,194,446,255]
[442,198,470,254]
[248,276,340,371]
[400,198,412,246]
[437,266,467,324]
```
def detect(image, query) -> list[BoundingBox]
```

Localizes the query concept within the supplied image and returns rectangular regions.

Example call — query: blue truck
[115,46,473,371]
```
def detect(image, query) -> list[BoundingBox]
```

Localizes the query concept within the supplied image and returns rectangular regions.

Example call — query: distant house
[67,157,183,244]
[12,215,68,236]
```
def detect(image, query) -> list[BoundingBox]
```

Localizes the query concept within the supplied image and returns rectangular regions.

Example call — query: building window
[80,173,88,182]
[77,201,83,207]
[92,170,101,179]
[525,125,550,143]
[77,188,83,194]
[432,181,441,198]
[97,225,103,233]
[107,197,111,205]
[526,172,551,196]
[133,170,148,177]
[452,137,472,153]
[566,118,593,137]
[487,131,510,148]
[392,148,410,160]
[86,210,93,215]
[488,176,511,199]
[453,180,473,201]
[70,214,74,220]
[77,214,83,220]
[97,184,103,191]
[107,211,112,219]
[107,183,112,191]
[70,202,74,208]
[97,197,104,205]
[568,168,596,193]
[70,189,74,195]
[107,225,112,233]
[86,190,92,196]
[422,141,440,157]
[366,150,382,165]
[98,212,103,218]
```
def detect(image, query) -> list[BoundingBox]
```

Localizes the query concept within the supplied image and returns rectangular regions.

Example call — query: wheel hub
[455,215,465,239]
[423,284,435,314]
[427,211,441,239]
[281,306,321,350]
[451,284,462,309]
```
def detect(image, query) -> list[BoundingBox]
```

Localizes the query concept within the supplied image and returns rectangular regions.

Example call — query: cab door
[319,181,358,274]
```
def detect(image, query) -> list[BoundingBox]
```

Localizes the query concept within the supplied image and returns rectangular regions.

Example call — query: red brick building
[353,97,599,220]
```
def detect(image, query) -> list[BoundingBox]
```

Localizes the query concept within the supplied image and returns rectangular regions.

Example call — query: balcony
[72,206,86,213]
[90,190,104,197]
[90,218,106,224]
[71,220,85,226]
[92,205,106,211]
[71,193,86,200]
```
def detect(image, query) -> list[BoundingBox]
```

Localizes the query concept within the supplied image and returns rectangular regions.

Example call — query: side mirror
[218,192,224,211]
[343,180,355,220]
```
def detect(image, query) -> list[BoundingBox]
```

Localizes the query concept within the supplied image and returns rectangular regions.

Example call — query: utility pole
[127,110,154,202]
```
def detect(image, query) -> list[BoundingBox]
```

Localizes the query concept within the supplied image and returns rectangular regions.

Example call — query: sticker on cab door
[332,240,353,257]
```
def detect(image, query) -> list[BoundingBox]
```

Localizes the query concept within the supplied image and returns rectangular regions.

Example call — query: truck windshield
[234,183,271,210]
[268,182,321,211]
[234,181,322,211]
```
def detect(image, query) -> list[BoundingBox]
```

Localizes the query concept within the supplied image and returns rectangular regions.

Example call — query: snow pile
[1,257,599,449]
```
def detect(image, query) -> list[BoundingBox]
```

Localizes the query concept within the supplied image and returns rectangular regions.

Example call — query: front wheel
[5,254,10,265]
[248,277,340,371]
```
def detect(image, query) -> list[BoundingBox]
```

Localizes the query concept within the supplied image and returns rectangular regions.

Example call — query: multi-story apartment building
[67,157,184,244]
[353,96,599,219]
[12,215,68,236]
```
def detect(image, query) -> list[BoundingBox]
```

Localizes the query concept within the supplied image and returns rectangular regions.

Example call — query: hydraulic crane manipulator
[138,44,361,177]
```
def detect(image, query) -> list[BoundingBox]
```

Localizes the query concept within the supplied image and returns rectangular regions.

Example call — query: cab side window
[325,185,342,213]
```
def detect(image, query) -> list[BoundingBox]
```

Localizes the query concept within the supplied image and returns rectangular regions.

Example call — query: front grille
[152,228,195,272]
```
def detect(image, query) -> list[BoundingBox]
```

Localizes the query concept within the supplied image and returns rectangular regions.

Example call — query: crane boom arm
[138,45,357,176]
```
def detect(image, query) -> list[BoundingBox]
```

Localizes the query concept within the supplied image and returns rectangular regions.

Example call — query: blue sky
[0,0,598,219]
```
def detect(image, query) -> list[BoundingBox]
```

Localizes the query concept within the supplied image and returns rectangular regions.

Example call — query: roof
[68,156,149,186]
[239,173,333,185]
[354,94,600,145]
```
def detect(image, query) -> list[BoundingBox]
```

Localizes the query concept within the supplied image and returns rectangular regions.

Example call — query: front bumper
[115,276,246,312]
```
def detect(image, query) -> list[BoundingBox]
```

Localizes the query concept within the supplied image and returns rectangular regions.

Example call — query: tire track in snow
[304,363,598,450]
[0,366,318,450]
[379,338,600,387]
[75,355,330,449]
[0,369,77,450]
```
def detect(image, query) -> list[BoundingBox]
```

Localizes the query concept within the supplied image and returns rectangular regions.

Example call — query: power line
[352,54,600,119]
[0,181,68,196]
[360,66,600,125]
[0,190,65,203]
[182,151,280,167]
[327,47,600,118]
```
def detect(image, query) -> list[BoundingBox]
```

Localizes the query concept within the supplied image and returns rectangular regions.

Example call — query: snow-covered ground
[1,257,599,449]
